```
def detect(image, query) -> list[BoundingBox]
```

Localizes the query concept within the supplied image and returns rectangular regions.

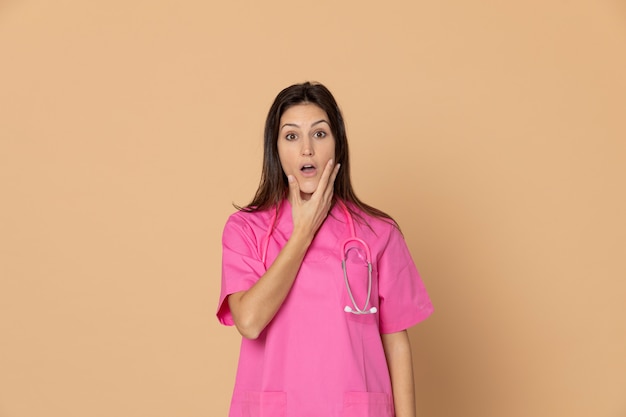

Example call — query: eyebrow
[280,119,330,130]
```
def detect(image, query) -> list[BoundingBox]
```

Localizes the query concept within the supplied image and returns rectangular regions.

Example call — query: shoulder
[350,207,415,264]
[222,207,274,242]
[349,203,401,242]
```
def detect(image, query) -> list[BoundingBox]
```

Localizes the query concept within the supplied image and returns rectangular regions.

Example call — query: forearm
[382,330,416,417]
[228,229,312,339]
[228,161,340,340]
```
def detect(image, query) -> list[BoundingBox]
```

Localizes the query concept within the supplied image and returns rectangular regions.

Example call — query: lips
[300,163,317,177]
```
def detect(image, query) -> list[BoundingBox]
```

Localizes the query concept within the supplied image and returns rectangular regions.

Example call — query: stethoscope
[261,201,377,315]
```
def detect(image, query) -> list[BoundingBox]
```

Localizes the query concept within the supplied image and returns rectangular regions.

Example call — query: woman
[217,82,433,417]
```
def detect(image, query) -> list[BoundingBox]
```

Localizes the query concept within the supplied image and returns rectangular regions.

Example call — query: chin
[299,184,318,195]
[298,185,318,200]
[296,178,317,191]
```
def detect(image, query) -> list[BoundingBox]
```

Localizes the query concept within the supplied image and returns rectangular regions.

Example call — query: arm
[382,330,416,417]
[228,160,340,340]
[227,226,311,339]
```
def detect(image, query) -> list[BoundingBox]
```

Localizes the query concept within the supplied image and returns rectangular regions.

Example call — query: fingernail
[288,175,295,183]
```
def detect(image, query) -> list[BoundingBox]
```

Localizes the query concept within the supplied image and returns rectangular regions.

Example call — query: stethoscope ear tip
[344,306,353,313]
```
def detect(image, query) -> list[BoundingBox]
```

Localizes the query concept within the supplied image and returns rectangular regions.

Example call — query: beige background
[1,1,625,416]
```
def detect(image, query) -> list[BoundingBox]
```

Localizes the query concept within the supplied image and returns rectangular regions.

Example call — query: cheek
[327,141,337,160]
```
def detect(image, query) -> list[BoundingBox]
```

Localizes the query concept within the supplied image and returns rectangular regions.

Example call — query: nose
[301,136,314,156]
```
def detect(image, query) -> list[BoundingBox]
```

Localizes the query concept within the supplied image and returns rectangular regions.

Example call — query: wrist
[289,225,314,250]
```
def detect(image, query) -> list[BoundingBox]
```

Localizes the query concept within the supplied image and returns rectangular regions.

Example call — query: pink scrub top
[217,199,433,417]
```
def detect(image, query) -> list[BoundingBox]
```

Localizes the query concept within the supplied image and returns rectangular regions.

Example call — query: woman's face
[277,103,336,200]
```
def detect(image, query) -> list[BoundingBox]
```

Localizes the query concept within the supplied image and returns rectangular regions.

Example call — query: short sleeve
[216,214,267,326]
[377,227,434,334]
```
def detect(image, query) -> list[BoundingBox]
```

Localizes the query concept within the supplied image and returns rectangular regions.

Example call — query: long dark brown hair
[238,81,397,228]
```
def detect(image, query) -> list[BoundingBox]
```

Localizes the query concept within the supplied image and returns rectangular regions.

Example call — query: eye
[313,131,327,139]
[285,133,297,141]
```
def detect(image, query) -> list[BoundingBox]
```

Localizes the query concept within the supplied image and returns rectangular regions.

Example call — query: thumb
[287,175,301,204]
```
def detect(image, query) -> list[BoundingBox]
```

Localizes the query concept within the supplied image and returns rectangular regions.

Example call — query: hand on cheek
[287,160,340,240]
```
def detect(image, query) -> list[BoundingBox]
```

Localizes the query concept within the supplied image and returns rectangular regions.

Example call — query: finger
[287,174,302,205]
[322,162,341,202]
[329,164,341,195]
[312,159,335,199]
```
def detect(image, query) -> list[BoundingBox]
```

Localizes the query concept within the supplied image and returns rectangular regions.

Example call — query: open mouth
[299,164,317,177]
